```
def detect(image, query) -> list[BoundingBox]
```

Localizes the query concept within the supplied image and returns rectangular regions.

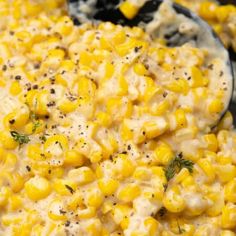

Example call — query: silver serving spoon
[67,0,235,125]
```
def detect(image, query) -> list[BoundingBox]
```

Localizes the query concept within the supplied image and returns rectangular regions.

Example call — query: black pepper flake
[134,46,142,53]
[121,151,127,154]
[65,185,74,194]
[59,209,67,214]
[65,221,70,227]
[15,75,21,80]
[50,88,55,94]
[45,115,50,119]
[48,169,51,174]
[26,165,31,172]
[219,71,224,77]
[187,76,191,80]
[2,65,7,71]
[208,64,214,70]
[47,101,56,107]
[32,85,38,90]
[34,64,41,69]
[127,145,131,151]
[9,119,15,124]
[163,91,168,98]
[9,31,15,35]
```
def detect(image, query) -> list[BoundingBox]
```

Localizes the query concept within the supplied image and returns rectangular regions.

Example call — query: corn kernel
[25,176,51,201]
[117,184,140,202]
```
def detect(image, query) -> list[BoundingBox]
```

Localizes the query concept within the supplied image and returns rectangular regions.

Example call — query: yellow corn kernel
[112,30,126,45]
[199,1,217,20]
[144,217,160,236]
[96,112,112,127]
[174,168,190,184]
[151,100,170,116]
[53,179,76,196]
[166,78,189,95]
[98,178,119,196]
[7,173,24,193]
[67,167,95,185]
[203,134,218,152]
[151,166,167,184]
[206,191,224,217]
[215,164,236,183]
[117,184,140,202]
[35,91,49,116]
[0,131,18,149]
[48,199,67,221]
[134,63,149,76]
[181,175,195,188]
[118,75,128,96]
[163,186,186,213]
[133,167,151,181]
[44,134,69,154]
[114,153,135,179]
[215,6,232,23]
[25,176,51,201]
[119,1,139,19]
[4,152,17,170]
[1,214,21,227]
[120,120,134,141]
[174,109,187,129]
[106,97,132,121]
[85,218,102,236]
[77,206,96,220]
[217,111,233,130]
[77,76,97,97]
[112,204,132,225]
[154,142,174,165]
[220,230,236,236]
[143,119,168,139]
[27,144,42,160]
[64,150,85,167]
[0,186,11,207]
[4,107,30,130]
[55,16,73,36]
[89,150,103,163]
[197,158,215,182]
[190,66,209,88]
[58,98,78,114]
[222,203,236,229]
[9,81,22,96]
[8,195,22,211]
[208,99,224,113]
[85,188,104,209]
[224,179,236,203]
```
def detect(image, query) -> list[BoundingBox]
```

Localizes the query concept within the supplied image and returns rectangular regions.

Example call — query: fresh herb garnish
[177,220,185,234]
[165,153,194,181]
[30,112,42,133]
[10,131,30,145]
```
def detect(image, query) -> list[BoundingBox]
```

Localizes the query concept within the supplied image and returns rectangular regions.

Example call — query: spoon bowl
[68,0,235,126]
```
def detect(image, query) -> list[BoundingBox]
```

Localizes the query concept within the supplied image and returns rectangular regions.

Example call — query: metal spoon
[67,0,235,125]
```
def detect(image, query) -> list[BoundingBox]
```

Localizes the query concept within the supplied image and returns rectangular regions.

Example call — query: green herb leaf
[10,131,30,145]
[32,120,41,133]
[165,153,194,181]
[30,111,42,133]
[177,220,185,234]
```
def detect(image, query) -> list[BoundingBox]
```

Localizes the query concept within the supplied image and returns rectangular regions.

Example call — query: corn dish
[0,0,235,236]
